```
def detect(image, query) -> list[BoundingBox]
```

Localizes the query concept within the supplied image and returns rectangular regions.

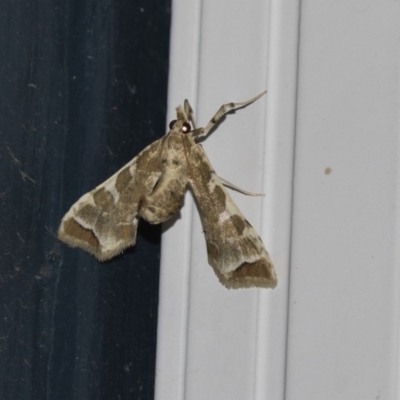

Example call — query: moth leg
[184,99,197,129]
[218,176,265,197]
[192,90,267,139]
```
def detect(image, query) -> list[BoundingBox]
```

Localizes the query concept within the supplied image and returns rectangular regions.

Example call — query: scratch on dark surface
[20,171,36,183]
[16,233,25,244]
[44,226,57,239]
[7,146,36,183]
[7,146,21,166]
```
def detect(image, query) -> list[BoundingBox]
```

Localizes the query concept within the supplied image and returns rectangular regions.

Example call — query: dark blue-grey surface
[0,1,170,398]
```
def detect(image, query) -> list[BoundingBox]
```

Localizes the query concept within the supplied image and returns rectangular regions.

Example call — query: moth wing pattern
[59,91,277,290]
[185,137,277,289]
[58,138,166,261]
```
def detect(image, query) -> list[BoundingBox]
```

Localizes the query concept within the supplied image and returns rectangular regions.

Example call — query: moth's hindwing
[185,136,277,289]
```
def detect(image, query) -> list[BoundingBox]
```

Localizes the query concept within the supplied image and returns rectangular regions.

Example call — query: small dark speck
[324,167,332,175]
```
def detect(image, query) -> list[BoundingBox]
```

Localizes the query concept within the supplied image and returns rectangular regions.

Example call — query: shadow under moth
[58,92,277,289]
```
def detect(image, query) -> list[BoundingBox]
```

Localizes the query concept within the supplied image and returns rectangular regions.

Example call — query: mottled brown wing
[185,136,277,289]
[58,139,165,261]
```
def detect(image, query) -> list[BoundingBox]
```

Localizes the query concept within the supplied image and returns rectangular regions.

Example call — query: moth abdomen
[139,175,187,224]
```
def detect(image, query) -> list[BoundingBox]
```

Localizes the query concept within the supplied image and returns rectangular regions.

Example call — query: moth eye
[169,119,177,130]
[182,122,191,133]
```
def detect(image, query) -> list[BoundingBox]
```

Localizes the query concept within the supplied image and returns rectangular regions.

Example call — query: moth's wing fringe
[212,259,278,289]
[57,213,135,261]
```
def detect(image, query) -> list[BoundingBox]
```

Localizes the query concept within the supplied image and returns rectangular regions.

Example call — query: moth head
[170,105,192,133]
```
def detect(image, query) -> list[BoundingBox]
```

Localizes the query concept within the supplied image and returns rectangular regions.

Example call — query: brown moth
[58,92,277,289]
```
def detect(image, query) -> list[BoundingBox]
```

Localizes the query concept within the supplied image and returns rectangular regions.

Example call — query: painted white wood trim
[285,2,400,400]
[155,1,298,400]
[156,1,400,399]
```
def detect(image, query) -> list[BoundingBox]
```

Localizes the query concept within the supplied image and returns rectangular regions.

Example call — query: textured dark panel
[0,0,170,399]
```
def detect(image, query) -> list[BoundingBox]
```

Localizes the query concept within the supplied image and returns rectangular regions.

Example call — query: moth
[58,92,277,289]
